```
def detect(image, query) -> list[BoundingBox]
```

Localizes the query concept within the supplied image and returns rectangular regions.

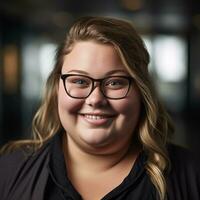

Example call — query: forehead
[61,41,128,76]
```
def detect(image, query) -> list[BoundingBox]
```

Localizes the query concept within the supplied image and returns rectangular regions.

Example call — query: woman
[0,16,199,200]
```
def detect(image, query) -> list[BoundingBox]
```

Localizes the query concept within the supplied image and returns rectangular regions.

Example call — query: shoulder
[167,143,200,199]
[0,143,47,167]
[0,141,51,174]
[0,142,51,197]
[167,143,200,171]
[0,148,28,173]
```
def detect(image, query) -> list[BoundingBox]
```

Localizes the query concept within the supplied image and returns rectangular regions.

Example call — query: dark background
[0,0,200,155]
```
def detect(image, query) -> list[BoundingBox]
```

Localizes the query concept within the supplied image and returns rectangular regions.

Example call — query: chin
[79,132,112,147]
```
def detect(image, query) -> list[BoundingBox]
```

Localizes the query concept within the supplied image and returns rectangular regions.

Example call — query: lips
[79,113,116,126]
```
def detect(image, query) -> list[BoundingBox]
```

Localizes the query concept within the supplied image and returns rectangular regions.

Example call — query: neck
[62,133,140,175]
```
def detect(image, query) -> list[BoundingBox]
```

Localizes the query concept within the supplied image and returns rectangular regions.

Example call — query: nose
[85,85,108,107]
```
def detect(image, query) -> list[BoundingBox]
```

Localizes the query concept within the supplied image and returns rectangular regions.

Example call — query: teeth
[84,114,107,120]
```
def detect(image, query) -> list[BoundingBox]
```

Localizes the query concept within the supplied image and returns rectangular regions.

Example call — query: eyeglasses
[60,74,133,100]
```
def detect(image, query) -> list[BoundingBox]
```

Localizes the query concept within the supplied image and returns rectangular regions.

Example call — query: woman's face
[58,41,141,154]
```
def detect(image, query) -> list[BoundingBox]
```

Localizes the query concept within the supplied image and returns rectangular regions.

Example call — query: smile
[84,114,110,120]
[79,113,115,126]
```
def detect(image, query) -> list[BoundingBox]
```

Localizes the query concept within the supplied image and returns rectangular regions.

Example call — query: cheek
[125,89,141,116]
[58,83,83,114]
[114,102,141,126]
[112,96,141,116]
[111,90,141,130]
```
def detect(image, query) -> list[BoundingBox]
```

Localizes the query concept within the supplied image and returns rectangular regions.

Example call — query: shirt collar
[48,132,81,199]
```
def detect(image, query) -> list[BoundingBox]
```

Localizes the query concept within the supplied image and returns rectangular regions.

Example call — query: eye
[104,78,128,89]
[67,76,91,88]
[73,79,87,84]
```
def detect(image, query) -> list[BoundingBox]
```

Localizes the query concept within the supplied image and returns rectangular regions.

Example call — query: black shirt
[0,133,199,200]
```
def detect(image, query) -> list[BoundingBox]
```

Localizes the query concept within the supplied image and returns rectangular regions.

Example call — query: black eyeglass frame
[60,74,133,100]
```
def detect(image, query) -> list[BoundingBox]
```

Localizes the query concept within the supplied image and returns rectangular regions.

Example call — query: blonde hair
[1,16,174,199]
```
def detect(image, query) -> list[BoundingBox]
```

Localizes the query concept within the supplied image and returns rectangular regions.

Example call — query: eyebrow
[65,69,129,76]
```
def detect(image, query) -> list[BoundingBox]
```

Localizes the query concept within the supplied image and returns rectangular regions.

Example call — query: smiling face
[58,41,141,154]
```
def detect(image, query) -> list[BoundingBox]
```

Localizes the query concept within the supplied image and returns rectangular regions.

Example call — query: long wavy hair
[1,16,174,200]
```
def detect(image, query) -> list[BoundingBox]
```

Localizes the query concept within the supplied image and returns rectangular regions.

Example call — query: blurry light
[22,41,41,99]
[52,12,72,28]
[159,14,187,30]
[154,35,187,82]
[39,44,57,82]
[3,45,19,93]
[121,0,144,11]
[22,39,57,99]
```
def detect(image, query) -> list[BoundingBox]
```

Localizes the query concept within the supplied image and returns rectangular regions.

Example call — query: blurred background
[0,0,200,154]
